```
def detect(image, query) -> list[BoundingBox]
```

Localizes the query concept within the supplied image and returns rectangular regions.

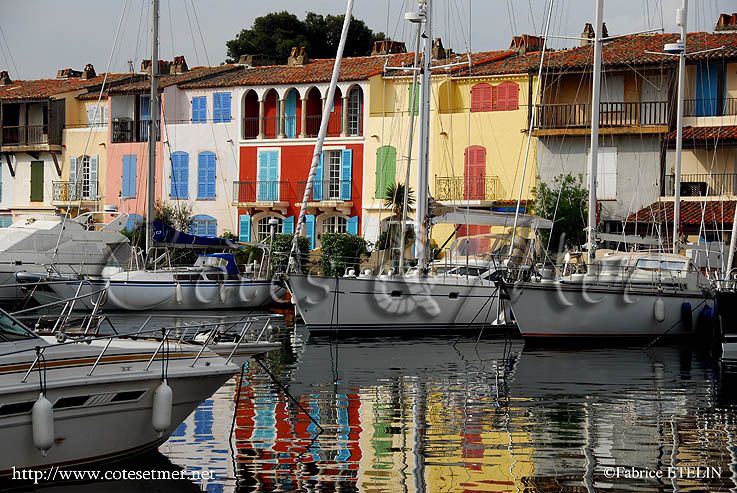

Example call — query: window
[257,150,279,201]
[0,311,37,342]
[492,82,519,111]
[470,83,493,112]
[694,62,721,117]
[30,161,44,202]
[347,87,363,135]
[126,214,143,231]
[588,147,617,200]
[463,146,486,200]
[170,151,189,199]
[375,146,397,199]
[191,96,207,123]
[255,216,283,242]
[197,151,216,199]
[0,216,11,228]
[212,92,232,123]
[86,103,108,126]
[190,214,217,237]
[314,149,352,201]
[139,95,151,141]
[122,155,137,198]
[70,155,98,200]
[321,215,347,235]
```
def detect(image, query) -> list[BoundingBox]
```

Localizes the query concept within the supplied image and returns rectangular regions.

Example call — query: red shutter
[463,146,486,200]
[491,85,499,111]
[471,83,493,112]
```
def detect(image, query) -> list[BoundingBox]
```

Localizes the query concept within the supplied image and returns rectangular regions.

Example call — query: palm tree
[383,182,415,219]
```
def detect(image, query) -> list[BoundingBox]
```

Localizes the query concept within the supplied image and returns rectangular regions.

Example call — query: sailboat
[503,0,714,339]
[285,0,551,332]
[33,3,280,312]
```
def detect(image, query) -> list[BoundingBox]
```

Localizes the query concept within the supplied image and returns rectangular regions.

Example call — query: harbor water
[14,311,737,492]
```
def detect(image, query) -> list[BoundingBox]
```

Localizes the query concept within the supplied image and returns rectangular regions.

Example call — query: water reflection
[157,322,737,492]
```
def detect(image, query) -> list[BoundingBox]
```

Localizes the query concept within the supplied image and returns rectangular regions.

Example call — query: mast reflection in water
[161,323,737,492]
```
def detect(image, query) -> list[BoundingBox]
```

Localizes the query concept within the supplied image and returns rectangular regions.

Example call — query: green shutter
[30,161,44,202]
[408,83,420,116]
[375,146,397,198]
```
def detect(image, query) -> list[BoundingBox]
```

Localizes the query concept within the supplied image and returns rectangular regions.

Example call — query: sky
[1,0,734,80]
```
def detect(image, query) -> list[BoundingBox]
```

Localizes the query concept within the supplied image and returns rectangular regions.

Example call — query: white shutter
[589,147,617,200]
[89,155,99,199]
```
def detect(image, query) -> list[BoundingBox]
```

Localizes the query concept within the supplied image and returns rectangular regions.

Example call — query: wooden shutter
[305,214,316,249]
[221,92,231,122]
[313,152,324,200]
[170,152,189,198]
[375,146,397,198]
[239,214,251,242]
[197,151,216,199]
[340,149,352,200]
[89,155,98,199]
[346,216,359,235]
[471,83,492,112]
[122,155,136,198]
[282,216,295,235]
[463,146,486,200]
[30,161,44,202]
[213,93,222,123]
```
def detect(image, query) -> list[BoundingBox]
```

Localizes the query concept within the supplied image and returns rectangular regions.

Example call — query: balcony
[683,98,737,118]
[663,173,737,197]
[297,179,355,203]
[52,181,97,203]
[532,101,669,135]
[111,119,159,143]
[434,176,502,202]
[242,117,259,139]
[232,180,290,206]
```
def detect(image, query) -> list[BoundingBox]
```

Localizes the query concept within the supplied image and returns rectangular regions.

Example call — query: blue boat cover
[152,220,232,248]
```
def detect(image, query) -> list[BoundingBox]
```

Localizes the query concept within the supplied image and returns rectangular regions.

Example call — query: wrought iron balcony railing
[52,181,97,202]
[232,181,290,203]
[434,176,502,201]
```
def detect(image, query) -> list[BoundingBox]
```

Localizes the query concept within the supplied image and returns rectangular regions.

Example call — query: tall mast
[414,0,432,272]
[586,0,604,266]
[671,0,688,253]
[145,0,159,258]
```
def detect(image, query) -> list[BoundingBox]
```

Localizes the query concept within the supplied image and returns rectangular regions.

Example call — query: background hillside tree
[226,11,384,64]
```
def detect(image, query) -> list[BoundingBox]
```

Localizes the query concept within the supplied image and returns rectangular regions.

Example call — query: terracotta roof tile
[473,31,737,75]
[0,73,133,101]
[627,200,736,225]
[178,51,514,89]
[107,65,240,95]
[665,125,737,143]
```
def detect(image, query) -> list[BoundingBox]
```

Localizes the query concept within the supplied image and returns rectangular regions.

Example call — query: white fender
[219,283,227,303]
[654,297,666,322]
[175,284,183,304]
[152,380,173,435]
[32,393,54,455]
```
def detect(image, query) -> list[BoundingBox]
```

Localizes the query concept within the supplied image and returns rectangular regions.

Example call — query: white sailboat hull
[45,274,283,311]
[287,274,510,331]
[506,281,711,338]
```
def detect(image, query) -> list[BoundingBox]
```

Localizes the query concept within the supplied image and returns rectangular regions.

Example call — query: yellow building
[362,42,541,251]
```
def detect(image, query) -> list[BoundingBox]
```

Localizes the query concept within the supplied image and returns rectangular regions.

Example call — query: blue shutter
[207,152,216,198]
[282,216,294,235]
[340,149,352,200]
[171,152,189,198]
[170,153,178,197]
[197,153,207,198]
[313,152,324,201]
[257,151,269,201]
[285,91,297,138]
[239,214,251,242]
[346,216,359,235]
[122,155,136,198]
[695,63,719,116]
[213,93,222,123]
[192,96,206,123]
[191,97,198,122]
[207,219,217,237]
[305,214,316,250]
[268,151,278,200]
[199,96,207,123]
[221,92,231,122]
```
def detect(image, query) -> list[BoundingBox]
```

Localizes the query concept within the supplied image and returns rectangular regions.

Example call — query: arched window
[255,215,283,242]
[190,214,217,237]
[321,215,348,235]
[347,86,363,136]
[464,146,486,200]
[470,83,493,112]
[493,82,519,111]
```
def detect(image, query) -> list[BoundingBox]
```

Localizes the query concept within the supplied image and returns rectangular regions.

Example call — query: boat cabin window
[447,266,489,277]
[0,312,37,342]
[635,259,688,272]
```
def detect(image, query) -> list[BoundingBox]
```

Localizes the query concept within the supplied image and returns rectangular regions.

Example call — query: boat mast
[415,0,432,272]
[145,0,159,259]
[586,0,604,266]
[671,0,688,254]
[289,0,354,269]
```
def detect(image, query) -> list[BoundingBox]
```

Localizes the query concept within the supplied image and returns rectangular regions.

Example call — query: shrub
[319,233,370,276]
[270,233,309,274]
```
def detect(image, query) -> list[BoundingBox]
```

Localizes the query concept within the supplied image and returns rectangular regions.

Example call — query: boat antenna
[671,0,688,254]
[145,0,160,260]
[289,0,354,271]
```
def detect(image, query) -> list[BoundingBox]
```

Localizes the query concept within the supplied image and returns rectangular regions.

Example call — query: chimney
[431,38,446,59]
[0,71,11,85]
[287,47,309,67]
[715,13,737,31]
[510,35,544,53]
[56,68,83,79]
[237,54,275,67]
[81,63,96,79]
[170,55,188,74]
[371,40,407,55]
[140,59,171,74]
[580,22,608,46]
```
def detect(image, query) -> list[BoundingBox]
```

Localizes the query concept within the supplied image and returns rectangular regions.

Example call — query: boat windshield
[0,311,37,342]
[635,259,688,272]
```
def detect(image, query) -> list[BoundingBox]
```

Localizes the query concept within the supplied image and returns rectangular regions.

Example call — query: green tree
[533,173,588,253]
[270,233,309,274]
[225,11,384,64]
[320,233,370,276]
[383,182,415,218]
[122,200,195,250]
